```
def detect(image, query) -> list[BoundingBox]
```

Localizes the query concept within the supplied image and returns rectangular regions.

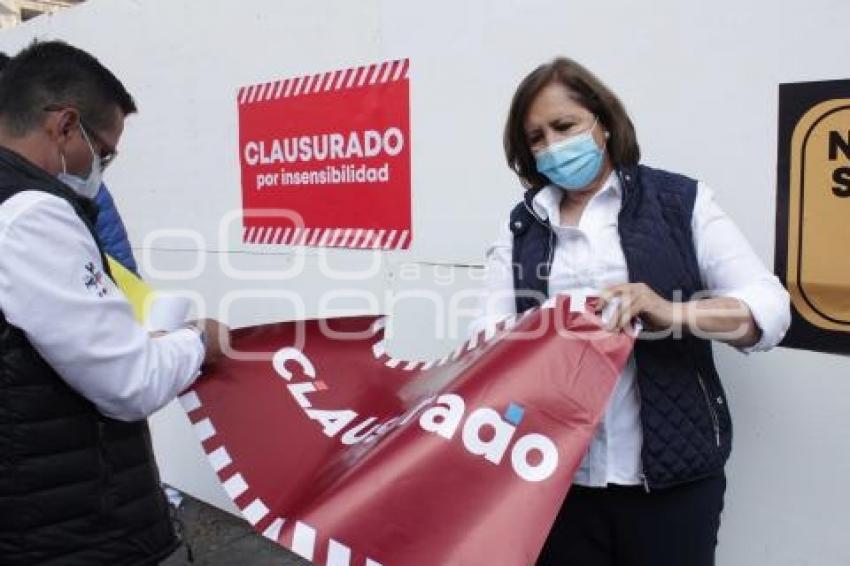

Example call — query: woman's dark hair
[504,57,640,189]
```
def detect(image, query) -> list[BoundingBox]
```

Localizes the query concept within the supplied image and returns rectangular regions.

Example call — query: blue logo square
[504,403,525,426]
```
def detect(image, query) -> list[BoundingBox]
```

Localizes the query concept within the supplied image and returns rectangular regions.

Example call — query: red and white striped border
[368,304,552,372]
[243,226,411,250]
[238,58,410,106]
[180,390,383,566]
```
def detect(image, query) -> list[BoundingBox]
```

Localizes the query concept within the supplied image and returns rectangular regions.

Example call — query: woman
[476,57,790,565]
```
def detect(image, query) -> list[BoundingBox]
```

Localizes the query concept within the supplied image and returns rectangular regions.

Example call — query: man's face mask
[57,125,102,200]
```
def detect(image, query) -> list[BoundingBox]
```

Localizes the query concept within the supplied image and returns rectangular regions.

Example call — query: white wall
[2,1,849,564]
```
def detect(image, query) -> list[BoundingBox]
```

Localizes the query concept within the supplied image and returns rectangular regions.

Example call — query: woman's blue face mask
[534,118,605,191]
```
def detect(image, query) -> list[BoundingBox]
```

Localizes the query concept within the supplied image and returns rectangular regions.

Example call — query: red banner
[180,297,633,565]
[237,59,412,250]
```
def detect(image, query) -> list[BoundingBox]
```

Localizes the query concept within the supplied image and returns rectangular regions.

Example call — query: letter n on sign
[237,59,412,250]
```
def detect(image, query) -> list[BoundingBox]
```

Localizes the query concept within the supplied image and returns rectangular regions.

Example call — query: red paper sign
[181,297,633,565]
[237,59,412,249]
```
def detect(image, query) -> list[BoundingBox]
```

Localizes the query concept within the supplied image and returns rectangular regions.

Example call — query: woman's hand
[596,284,762,348]
[596,283,677,332]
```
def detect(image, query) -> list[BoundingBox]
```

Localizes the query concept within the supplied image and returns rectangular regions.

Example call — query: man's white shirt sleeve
[0,191,205,421]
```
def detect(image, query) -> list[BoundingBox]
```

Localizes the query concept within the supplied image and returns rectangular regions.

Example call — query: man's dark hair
[504,57,640,190]
[0,41,136,137]
[0,52,9,73]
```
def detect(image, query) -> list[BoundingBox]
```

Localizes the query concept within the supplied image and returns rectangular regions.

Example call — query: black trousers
[537,473,726,566]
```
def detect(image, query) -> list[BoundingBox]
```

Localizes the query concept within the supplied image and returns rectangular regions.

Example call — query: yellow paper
[107,256,153,323]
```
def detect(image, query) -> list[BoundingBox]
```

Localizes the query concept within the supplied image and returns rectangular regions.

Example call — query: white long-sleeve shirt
[472,171,791,487]
[0,190,205,422]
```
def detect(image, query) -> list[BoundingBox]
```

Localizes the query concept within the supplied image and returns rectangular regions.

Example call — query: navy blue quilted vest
[509,164,731,489]
[0,147,178,565]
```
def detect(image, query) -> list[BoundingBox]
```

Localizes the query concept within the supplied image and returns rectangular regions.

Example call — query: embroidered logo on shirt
[83,262,109,298]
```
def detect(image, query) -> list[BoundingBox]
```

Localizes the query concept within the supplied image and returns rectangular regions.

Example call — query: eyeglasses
[79,120,118,169]
[43,105,119,169]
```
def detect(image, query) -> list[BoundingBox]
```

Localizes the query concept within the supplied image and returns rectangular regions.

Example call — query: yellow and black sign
[776,80,850,353]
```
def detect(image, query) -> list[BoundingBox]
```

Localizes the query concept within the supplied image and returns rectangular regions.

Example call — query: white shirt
[472,171,790,487]
[0,190,205,422]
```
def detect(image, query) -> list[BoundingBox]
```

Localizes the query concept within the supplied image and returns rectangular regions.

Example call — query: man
[3,49,139,276]
[0,41,225,565]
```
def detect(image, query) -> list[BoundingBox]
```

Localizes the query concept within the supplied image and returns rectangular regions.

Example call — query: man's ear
[47,108,80,144]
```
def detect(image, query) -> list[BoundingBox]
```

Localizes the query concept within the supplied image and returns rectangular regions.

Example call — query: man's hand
[186,318,230,367]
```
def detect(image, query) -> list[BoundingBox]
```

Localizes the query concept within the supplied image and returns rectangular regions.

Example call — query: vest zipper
[696,371,721,448]
[633,368,651,493]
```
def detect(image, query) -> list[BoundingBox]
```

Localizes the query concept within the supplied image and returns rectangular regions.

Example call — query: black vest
[510,164,732,489]
[0,147,177,565]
